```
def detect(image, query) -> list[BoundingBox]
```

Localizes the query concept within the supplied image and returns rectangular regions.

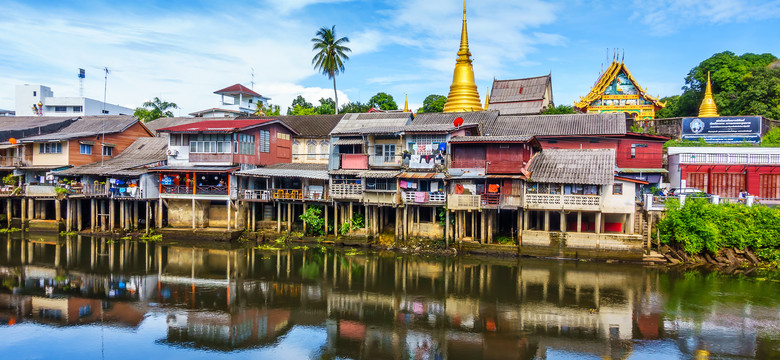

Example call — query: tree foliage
[419,95,446,113]
[659,51,779,118]
[316,98,336,114]
[311,26,351,114]
[339,101,371,113]
[541,104,576,115]
[134,97,178,123]
[255,102,281,116]
[368,92,397,111]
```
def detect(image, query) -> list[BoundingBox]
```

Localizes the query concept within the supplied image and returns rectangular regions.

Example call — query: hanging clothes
[456,184,464,194]
[438,142,447,152]
[400,180,408,189]
[488,184,499,193]
[414,192,426,203]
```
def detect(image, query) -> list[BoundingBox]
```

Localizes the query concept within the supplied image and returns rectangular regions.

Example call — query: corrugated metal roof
[244,115,343,138]
[329,169,365,176]
[57,137,168,177]
[527,149,615,185]
[450,135,534,143]
[485,113,626,136]
[152,165,239,172]
[235,163,329,180]
[330,112,412,135]
[19,116,141,142]
[156,119,274,133]
[145,117,222,134]
[0,116,78,142]
[489,75,551,103]
[361,170,399,179]
[487,101,545,116]
[334,138,363,145]
[411,111,499,131]
[398,172,445,179]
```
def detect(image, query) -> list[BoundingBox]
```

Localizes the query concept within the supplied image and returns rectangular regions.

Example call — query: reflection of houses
[154,119,297,230]
[164,308,292,351]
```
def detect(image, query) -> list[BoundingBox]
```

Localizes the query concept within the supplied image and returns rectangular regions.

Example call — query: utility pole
[102,67,110,167]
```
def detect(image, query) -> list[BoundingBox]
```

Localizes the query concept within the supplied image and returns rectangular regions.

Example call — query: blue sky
[1,0,779,114]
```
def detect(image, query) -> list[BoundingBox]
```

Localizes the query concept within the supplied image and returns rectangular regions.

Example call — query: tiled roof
[245,115,343,138]
[57,137,168,176]
[0,116,77,142]
[19,116,143,142]
[145,117,214,134]
[411,111,498,134]
[490,75,551,102]
[214,84,265,98]
[528,149,615,185]
[488,101,546,116]
[333,138,363,145]
[449,135,534,143]
[330,112,412,135]
[361,170,400,179]
[485,113,626,136]
[156,119,275,133]
[235,163,329,180]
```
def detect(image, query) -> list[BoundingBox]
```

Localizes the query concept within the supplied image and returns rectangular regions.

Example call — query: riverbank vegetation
[658,198,780,265]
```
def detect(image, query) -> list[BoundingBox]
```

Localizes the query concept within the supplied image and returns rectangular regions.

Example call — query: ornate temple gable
[575,61,664,120]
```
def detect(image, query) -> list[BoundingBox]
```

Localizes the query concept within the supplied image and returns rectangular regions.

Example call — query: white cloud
[264,0,354,14]
[631,0,780,36]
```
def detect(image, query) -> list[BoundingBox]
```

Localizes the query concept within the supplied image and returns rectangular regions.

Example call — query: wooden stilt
[227,200,231,231]
[333,202,338,236]
[100,200,106,231]
[77,199,83,231]
[145,201,150,234]
[134,201,139,231]
[445,209,450,247]
[286,202,291,233]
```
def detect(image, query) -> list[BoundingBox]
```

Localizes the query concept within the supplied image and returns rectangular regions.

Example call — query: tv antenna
[78,68,85,97]
[101,67,110,166]
[250,67,255,90]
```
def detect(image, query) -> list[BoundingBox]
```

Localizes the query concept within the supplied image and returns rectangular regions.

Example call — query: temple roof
[488,75,552,115]
[574,61,664,111]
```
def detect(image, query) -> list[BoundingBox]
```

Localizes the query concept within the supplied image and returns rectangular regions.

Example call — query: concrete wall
[167,199,209,228]
[520,230,643,260]
[601,181,636,213]
[32,141,68,166]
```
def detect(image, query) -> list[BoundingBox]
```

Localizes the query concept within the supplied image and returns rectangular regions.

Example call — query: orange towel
[488,184,499,193]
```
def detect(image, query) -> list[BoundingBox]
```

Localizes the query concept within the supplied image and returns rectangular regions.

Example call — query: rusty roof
[486,113,626,136]
[235,163,329,180]
[330,112,413,135]
[19,116,147,142]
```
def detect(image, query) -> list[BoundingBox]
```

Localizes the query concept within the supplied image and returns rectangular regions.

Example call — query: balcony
[364,191,397,205]
[0,185,23,196]
[0,156,26,167]
[330,183,363,200]
[524,194,601,211]
[481,194,500,207]
[340,154,369,170]
[241,189,272,201]
[403,191,446,205]
[447,194,481,210]
[69,183,109,197]
[370,154,403,168]
[161,185,228,196]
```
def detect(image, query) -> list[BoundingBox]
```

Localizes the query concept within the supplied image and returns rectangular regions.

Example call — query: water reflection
[0,233,778,359]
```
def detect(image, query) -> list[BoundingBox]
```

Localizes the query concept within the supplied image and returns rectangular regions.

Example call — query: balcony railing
[70,183,109,196]
[161,185,228,196]
[403,191,446,204]
[241,189,272,200]
[500,195,523,207]
[330,183,363,199]
[524,194,601,209]
[340,154,369,170]
[447,194,481,210]
[370,154,403,168]
[481,194,500,206]
[0,185,23,196]
[0,156,26,167]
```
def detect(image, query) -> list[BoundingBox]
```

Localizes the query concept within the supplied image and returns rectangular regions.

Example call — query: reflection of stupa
[442,0,483,113]
[697,72,719,117]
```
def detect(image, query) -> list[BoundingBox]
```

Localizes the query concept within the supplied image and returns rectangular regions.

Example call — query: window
[189,134,232,154]
[374,144,396,163]
[39,142,62,154]
[102,146,113,156]
[320,140,329,159]
[259,130,270,153]
[54,106,67,112]
[365,178,396,191]
[72,106,83,112]
[102,110,109,114]
[292,140,300,160]
[307,140,317,160]
[408,135,446,155]
[613,183,623,195]
[170,134,188,147]
[238,134,255,155]
[276,132,290,140]
[33,91,36,97]
[80,144,92,154]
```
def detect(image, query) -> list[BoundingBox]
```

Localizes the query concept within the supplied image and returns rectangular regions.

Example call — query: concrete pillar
[303,203,308,234]
[65,199,71,231]
[445,209,450,247]
[134,201,139,230]
[560,211,566,232]
[286,202,291,233]
[192,198,196,229]
[523,209,529,230]
[5,199,10,228]
[324,204,328,236]
[276,202,281,233]
[595,212,602,234]
[333,202,338,236]
[627,212,635,235]
[77,199,83,231]
[227,200,232,231]
[119,200,125,231]
[90,199,95,231]
[20,198,26,229]
[576,212,582,233]
[364,205,369,239]
[543,211,550,231]
[145,201,150,234]
[109,199,115,230]
[252,202,256,232]
[157,199,163,229]
[487,211,493,244]
[479,211,485,244]
[517,209,523,244]
[403,205,408,242]
[27,199,34,220]
[100,200,106,231]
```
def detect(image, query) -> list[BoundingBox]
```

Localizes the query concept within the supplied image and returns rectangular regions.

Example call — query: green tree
[660,51,778,118]
[761,127,780,146]
[134,97,178,122]
[541,104,576,115]
[287,95,314,115]
[339,101,371,113]
[368,92,397,110]
[311,26,351,115]
[255,102,281,116]
[316,98,336,114]
[289,104,319,116]
[419,95,446,113]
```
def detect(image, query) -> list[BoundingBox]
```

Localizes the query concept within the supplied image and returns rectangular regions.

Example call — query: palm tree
[134,97,178,122]
[311,26,351,114]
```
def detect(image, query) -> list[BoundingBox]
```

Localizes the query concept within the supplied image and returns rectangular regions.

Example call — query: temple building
[575,60,664,120]
[442,1,483,113]
[487,74,554,115]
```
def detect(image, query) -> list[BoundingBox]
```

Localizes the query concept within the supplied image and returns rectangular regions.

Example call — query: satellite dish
[454,117,464,127]
[8,138,16,145]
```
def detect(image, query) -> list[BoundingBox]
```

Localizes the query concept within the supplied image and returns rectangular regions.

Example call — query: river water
[0,233,778,359]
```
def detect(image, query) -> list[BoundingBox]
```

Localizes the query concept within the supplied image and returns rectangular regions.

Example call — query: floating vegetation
[140,232,162,242]
[292,245,309,250]
[59,231,77,236]
[255,244,282,251]
[344,249,363,256]
[0,228,21,233]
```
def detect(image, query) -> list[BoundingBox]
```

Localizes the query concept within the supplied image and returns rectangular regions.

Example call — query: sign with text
[682,116,762,144]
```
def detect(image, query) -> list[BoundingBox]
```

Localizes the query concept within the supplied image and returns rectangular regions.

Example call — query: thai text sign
[682,116,762,144]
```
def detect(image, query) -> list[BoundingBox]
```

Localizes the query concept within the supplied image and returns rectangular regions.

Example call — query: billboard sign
[681,116,762,144]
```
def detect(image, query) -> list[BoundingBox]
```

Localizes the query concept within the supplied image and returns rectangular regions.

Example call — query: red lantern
[453,117,463,127]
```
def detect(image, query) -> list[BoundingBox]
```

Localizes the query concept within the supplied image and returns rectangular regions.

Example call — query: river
[0,233,778,359]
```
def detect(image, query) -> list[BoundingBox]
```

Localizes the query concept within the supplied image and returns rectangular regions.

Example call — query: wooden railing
[330,183,362,199]
[241,189,272,200]
[403,191,446,204]
[481,194,500,206]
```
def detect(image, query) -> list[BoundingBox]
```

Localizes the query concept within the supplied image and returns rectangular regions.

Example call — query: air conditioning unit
[166,149,179,157]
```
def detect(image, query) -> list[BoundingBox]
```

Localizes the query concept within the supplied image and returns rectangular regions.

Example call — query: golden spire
[698,72,719,117]
[484,87,490,109]
[403,94,410,112]
[443,0,483,113]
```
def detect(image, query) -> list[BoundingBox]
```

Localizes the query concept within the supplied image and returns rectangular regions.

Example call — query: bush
[658,198,780,260]
[299,206,325,236]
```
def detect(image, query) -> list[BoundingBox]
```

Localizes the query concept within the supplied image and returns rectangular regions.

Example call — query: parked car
[670,187,711,197]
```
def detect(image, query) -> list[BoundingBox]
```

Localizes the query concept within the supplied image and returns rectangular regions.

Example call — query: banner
[681,116,762,144]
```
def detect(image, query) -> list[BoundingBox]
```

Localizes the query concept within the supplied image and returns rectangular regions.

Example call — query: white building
[14,84,133,117]
[189,84,270,118]
[0,109,14,116]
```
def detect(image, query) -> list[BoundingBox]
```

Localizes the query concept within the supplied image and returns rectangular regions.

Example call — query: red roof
[214,84,264,98]
[157,119,274,133]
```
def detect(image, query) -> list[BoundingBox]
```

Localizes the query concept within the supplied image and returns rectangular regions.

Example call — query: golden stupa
[698,72,719,117]
[403,94,410,112]
[484,87,490,109]
[443,0,483,113]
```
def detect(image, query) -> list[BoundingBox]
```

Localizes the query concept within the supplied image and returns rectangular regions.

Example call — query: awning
[152,165,239,173]
[362,170,399,179]
[0,144,19,150]
[486,175,527,180]
[334,138,363,145]
[398,172,445,179]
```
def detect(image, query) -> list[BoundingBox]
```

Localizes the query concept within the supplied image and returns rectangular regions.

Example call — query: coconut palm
[134,97,178,122]
[311,26,351,114]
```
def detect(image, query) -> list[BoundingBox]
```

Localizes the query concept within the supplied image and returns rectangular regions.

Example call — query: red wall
[452,143,533,174]
[233,123,292,166]
[538,135,664,169]
[680,164,780,197]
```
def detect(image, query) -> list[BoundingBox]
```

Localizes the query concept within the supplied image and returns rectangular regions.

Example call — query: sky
[1,0,779,115]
